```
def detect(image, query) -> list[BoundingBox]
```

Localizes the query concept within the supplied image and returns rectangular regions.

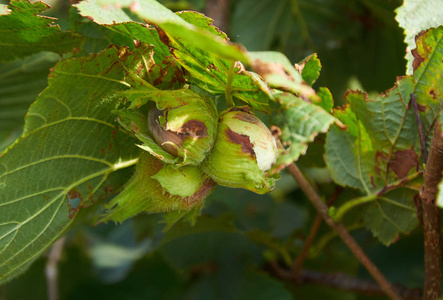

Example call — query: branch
[269,261,423,300]
[45,237,66,300]
[292,186,343,275]
[205,0,230,34]
[285,162,402,300]
[420,120,443,300]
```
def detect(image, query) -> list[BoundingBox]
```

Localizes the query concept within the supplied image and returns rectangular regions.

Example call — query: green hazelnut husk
[202,107,279,194]
[146,89,218,166]
[101,152,216,223]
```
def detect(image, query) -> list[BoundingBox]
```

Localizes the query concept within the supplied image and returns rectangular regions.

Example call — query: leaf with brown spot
[390,148,419,179]
[325,77,421,245]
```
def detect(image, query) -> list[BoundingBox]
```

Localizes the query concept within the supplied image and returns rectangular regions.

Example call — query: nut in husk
[146,89,218,166]
[203,107,279,194]
[101,152,216,224]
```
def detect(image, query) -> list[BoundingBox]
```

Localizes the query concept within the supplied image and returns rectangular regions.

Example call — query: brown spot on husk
[182,178,217,206]
[390,148,419,179]
[179,120,207,138]
[233,111,260,124]
[225,128,255,156]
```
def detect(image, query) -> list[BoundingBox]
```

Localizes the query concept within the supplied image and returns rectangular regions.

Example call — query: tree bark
[420,121,443,300]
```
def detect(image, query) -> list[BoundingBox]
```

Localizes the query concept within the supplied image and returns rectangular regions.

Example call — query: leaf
[248,51,303,82]
[69,8,171,63]
[232,0,406,99]
[317,87,334,112]
[75,0,248,62]
[167,12,273,112]
[249,51,317,103]
[75,0,272,111]
[396,0,443,74]
[299,53,322,86]
[0,0,83,62]
[325,78,422,244]
[362,188,419,244]
[0,52,59,137]
[437,176,443,209]
[411,26,443,133]
[272,93,336,170]
[325,27,443,244]
[0,45,152,283]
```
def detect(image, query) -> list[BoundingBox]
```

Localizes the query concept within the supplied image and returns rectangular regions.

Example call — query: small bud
[147,89,218,166]
[203,107,279,194]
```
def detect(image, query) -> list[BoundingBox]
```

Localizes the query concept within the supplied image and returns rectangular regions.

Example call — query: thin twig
[292,186,343,275]
[269,261,423,300]
[205,0,230,33]
[45,237,66,300]
[420,120,443,300]
[285,163,402,300]
[410,93,428,162]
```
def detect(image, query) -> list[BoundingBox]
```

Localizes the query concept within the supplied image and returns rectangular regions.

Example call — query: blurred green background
[1,0,427,299]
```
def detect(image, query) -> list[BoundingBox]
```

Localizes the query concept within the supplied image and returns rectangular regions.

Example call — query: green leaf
[412,26,443,134]
[0,45,151,283]
[300,53,321,86]
[75,0,248,62]
[75,1,271,111]
[69,7,171,63]
[0,0,83,62]
[437,177,443,209]
[272,93,336,169]
[317,87,333,112]
[326,27,443,244]
[168,12,272,111]
[0,52,59,137]
[325,78,422,244]
[361,188,419,244]
[249,51,317,103]
[248,51,303,82]
[396,0,443,74]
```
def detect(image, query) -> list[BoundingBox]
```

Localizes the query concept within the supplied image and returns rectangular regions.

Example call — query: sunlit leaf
[0,0,83,62]
[273,93,336,170]
[0,45,151,283]
[396,0,443,74]
[75,0,248,62]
